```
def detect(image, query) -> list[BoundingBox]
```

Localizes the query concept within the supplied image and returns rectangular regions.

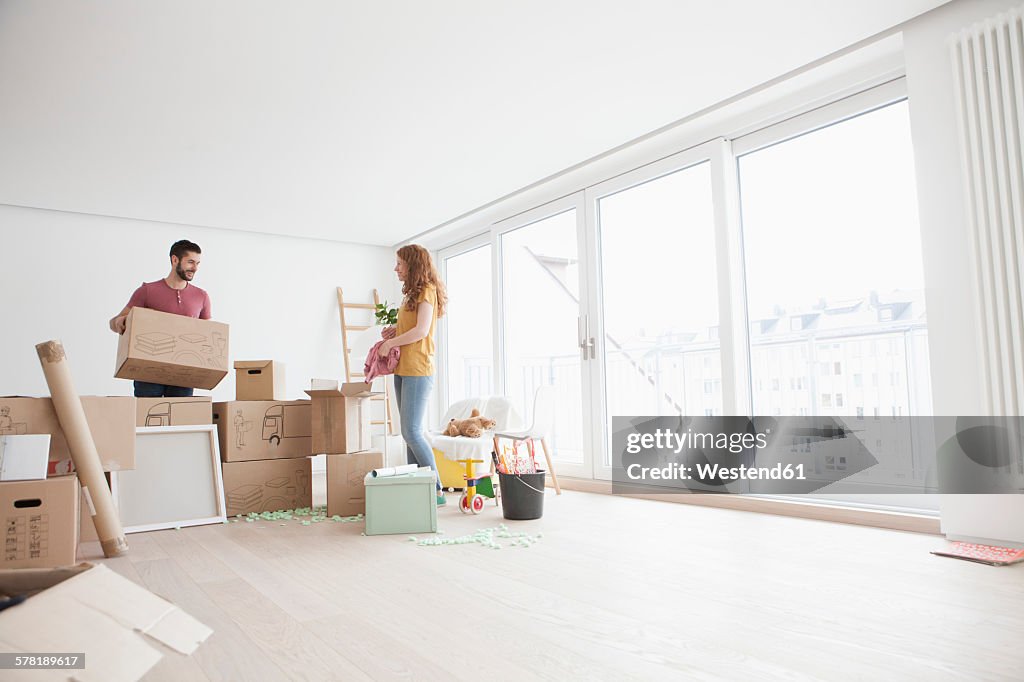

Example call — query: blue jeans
[133,381,195,398]
[393,374,439,491]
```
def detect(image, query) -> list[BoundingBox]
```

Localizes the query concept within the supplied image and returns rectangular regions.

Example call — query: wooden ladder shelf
[337,287,394,435]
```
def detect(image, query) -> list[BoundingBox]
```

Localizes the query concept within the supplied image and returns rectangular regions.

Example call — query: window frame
[437,232,493,412]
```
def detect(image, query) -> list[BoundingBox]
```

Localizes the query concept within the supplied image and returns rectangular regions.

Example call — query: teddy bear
[443,408,497,438]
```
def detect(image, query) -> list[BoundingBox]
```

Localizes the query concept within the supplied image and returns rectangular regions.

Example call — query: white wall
[903,0,1024,544]
[0,204,398,402]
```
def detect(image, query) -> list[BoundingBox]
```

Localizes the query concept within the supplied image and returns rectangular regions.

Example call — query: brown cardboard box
[304,383,379,455]
[115,307,230,390]
[137,396,212,427]
[221,457,312,516]
[0,563,212,681]
[213,401,312,463]
[0,396,135,473]
[0,476,79,569]
[326,451,383,517]
[77,472,112,545]
[234,360,286,401]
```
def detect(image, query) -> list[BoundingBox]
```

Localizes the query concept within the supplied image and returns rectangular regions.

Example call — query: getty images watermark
[611,416,1024,495]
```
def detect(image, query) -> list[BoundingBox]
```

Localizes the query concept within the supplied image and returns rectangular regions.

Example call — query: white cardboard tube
[36,340,128,558]
[371,463,418,478]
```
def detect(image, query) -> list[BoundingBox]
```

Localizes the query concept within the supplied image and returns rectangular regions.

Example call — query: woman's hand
[377,340,394,358]
[381,326,396,340]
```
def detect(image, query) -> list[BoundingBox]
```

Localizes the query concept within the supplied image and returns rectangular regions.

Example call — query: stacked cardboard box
[0,432,78,569]
[1,396,137,565]
[1,476,80,569]
[306,381,384,516]
[214,361,312,516]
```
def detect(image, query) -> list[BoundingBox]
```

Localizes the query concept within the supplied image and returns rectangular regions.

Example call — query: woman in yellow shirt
[378,244,448,505]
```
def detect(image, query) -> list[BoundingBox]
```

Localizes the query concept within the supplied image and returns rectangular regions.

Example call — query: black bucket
[499,471,546,520]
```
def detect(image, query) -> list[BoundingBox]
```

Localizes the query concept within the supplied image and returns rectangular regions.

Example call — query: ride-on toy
[457,458,496,514]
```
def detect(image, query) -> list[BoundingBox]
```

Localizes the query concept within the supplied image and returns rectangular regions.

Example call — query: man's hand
[109,315,127,334]
[381,326,396,340]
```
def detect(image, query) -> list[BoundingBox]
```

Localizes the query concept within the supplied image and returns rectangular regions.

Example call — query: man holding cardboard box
[109,240,212,397]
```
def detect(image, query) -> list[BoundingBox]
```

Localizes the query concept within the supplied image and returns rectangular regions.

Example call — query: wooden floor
[82,475,1024,681]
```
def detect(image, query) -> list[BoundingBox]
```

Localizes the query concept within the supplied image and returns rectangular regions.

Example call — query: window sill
[550,477,941,535]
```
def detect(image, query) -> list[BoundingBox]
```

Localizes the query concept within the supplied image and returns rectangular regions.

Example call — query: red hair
[397,244,447,317]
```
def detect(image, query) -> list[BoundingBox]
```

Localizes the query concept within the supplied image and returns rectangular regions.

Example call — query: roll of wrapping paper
[370,463,418,478]
[36,340,128,558]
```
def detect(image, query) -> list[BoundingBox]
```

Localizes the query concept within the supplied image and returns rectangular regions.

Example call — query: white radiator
[951,5,1024,416]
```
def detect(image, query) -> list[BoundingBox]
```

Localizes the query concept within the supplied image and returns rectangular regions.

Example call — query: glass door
[495,195,592,479]
[585,141,742,480]
[438,236,494,407]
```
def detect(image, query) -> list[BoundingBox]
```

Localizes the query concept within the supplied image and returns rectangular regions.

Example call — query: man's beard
[176,264,195,281]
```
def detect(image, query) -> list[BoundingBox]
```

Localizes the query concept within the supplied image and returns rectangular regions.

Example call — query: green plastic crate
[363,470,437,535]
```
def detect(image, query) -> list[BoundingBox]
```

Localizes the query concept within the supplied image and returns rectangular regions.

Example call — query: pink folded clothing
[364,339,401,382]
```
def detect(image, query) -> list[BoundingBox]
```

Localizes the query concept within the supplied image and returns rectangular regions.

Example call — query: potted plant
[374,301,398,327]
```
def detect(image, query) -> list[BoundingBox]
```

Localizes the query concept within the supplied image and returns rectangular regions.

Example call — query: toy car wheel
[471,494,485,514]
[459,493,470,514]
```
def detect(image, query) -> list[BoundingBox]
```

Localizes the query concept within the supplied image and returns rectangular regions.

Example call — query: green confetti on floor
[411,525,543,551]
[231,507,365,526]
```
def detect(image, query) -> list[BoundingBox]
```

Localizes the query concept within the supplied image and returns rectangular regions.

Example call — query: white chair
[428,396,521,491]
[492,386,562,495]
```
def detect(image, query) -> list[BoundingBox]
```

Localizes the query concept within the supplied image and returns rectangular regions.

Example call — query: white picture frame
[113,425,227,533]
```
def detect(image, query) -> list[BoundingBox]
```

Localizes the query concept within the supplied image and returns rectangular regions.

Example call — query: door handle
[579,316,596,360]
[578,316,588,361]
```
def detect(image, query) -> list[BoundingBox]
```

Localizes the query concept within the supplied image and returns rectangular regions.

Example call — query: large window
[442,244,494,405]
[435,80,937,514]
[594,160,722,465]
[736,98,935,509]
[738,100,931,420]
[499,208,585,467]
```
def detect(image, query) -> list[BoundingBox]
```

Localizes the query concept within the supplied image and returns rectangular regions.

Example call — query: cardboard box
[363,468,437,535]
[326,451,384,517]
[234,360,286,401]
[115,307,230,390]
[0,476,79,569]
[213,400,312,463]
[221,457,312,516]
[136,396,212,427]
[77,472,113,546]
[304,383,379,455]
[0,435,50,481]
[0,562,212,682]
[0,396,135,473]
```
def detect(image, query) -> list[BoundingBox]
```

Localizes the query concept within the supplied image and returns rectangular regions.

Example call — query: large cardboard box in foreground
[0,563,212,682]
[213,401,312,462]
[326,450,384,517]
[234,360,286,400]
[137,396,212,427]
[0,396,135,473]
[221,457,312,516]
[0,476,79,569]
[305,383,379,455]
[115,307,229,390]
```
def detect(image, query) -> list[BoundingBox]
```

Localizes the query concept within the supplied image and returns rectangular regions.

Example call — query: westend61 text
[626,462,806,481]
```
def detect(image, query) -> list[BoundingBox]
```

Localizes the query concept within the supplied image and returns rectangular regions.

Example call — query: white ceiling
[0,0,949,247]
